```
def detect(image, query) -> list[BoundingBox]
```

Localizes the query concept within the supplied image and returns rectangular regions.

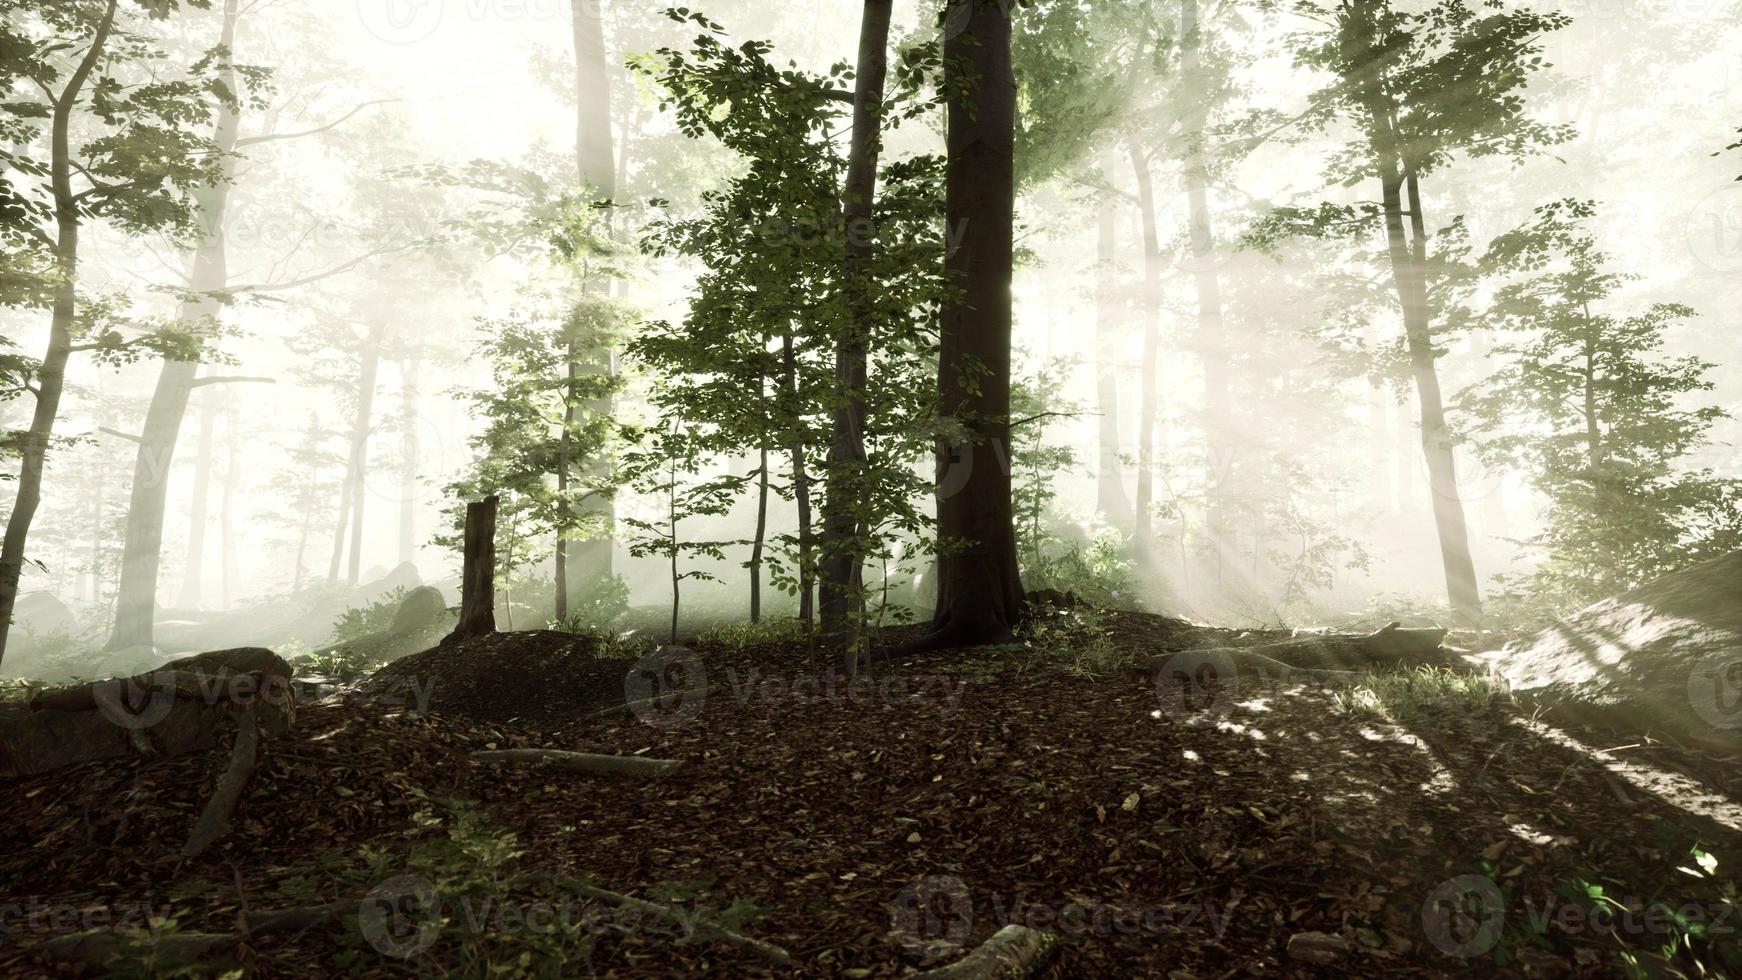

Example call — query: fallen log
[183,709,262,859]
[913,925,1058,979]
[1,656,293,778]
[560,880,791,967]
[34,898,351,969]
[470,748,682,779]
[1145,621,1448,676]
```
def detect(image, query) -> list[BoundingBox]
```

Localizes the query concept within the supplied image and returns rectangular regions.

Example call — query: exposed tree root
[183,710,261,859]
[913,925,1058,979]
[558,879,792,967]
[470,748,682,778]
[34,899,351,968]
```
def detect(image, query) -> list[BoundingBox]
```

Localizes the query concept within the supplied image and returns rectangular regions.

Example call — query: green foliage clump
[329,586,410,645]
[697,618,810,653]
[1458,200,1742,606]
[1023,531,1139,611]
[1017,607,1137,678]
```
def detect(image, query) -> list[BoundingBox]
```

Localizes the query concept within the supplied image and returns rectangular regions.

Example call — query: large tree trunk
[1093,152,1132,526]
[0,0,120,667]
[177,401,216,609]
[1127,141,1162,567]
[446,495,498,644]
[915,0,1023,649]
[1179,0,1228,549]
[107,0,240,652]
[819,0,893,646]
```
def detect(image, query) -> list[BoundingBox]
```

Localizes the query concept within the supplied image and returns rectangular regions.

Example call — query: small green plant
[1022,531,1139,610]
[329,586,410,645]
[1018,607,1137,677]
[300,643,374,681]
[1329,666,1506,724]
[548,620,654,661]
[696,618,810,653]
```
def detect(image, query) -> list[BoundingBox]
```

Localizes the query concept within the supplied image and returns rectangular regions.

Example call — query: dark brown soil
[2,614,1738,978]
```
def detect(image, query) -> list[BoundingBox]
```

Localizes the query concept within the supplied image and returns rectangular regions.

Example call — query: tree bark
[106,0,239,651]
[1127,141,1162,567]
[446,495,498,644]
[909,0,1024,651]
[819,0,893,646]
[0,0,120,667]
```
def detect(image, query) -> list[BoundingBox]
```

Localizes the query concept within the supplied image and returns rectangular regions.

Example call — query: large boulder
[1492,553,1742,748]
[389,585,449,634]
[13,592,73,635]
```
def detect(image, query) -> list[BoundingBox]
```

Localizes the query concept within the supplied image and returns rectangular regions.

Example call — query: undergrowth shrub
[1021,530,1138,610]
[1018,607,1138,677]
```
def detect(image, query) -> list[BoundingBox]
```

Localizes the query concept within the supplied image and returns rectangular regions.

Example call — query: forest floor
[3,610,1740,978]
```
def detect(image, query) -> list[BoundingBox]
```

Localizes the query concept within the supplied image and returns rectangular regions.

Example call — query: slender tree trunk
[1343,0,1479,626]
[398,351,419,566]
[780,333,815,628]
[292,507,310,594]
[571,0,618,597]
[326,451,353,583]
[668,461,680,644]
[0,0,119,666]
[177,400,216,609]
[820,0,893,645]
[107,0,240,650]
[751,447,768,624]
[341,325,382,588]
[907,0,1023,651]
[220,404,240,607]
[1093,152,1133,525]
[1179,0,1229,545]
[1127,141,1162,567]
[555,347,575,623]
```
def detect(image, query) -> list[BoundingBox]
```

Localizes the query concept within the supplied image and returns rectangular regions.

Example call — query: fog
[3,0,1739,676]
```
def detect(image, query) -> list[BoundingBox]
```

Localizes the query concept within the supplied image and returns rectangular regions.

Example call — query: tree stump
[446,494,498,645]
